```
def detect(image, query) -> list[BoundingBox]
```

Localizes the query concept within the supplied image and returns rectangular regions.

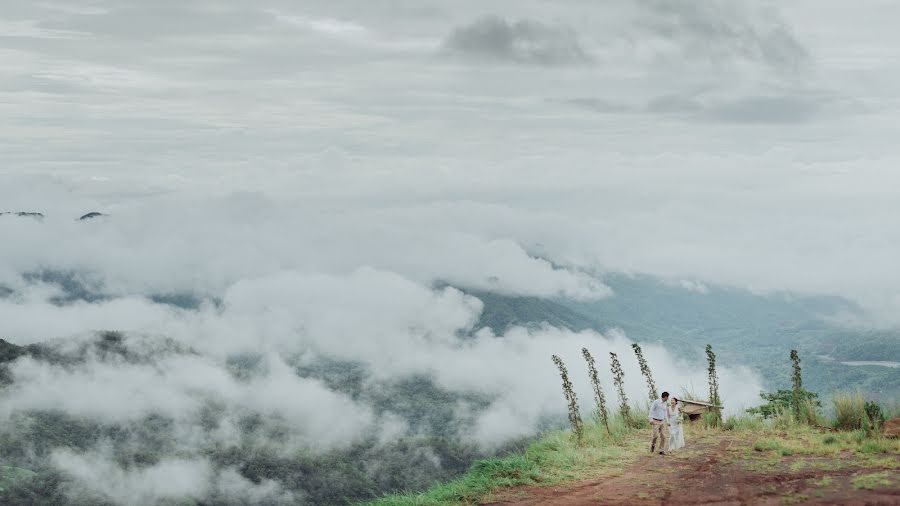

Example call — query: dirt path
[485,432,900,505]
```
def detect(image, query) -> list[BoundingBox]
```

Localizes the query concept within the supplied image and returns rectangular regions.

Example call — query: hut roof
[679,399,723,409]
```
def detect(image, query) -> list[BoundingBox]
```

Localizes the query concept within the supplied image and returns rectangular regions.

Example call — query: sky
[1,1,900,503]
[3,0,900,313]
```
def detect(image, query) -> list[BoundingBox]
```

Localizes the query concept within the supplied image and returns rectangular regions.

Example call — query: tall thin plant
[609,352,631,423]
[705,344,722,423]
[790,349,802,421]
[631,343,658,401]
[552,354,583,444]
[582,348,610,435]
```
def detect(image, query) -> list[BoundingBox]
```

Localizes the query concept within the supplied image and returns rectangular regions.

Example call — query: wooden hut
[679,399,723,421]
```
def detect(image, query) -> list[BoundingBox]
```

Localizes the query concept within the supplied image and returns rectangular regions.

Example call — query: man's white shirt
[648,399,668,422]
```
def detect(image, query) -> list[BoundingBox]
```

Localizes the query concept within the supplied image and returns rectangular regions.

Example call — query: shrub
[860,439,890,455]
[753,439,780,452]
[772,407,796,430]
[833,392,868,431]
[864,401,885,429]
[851,472,892,490]
[797,398,824,426]
[724,414,764,432]
[747,389,820,419]
[702,411,721,429]
[623,405,649,430]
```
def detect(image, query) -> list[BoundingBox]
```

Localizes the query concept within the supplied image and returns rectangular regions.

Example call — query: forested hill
[470,273,899,401]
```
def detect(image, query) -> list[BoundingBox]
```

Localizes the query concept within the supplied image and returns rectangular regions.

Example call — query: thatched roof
[679,399,723,409]
[678,399,724,419]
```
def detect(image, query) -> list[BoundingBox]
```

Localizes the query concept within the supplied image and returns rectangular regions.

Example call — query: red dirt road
[485,433,900,505]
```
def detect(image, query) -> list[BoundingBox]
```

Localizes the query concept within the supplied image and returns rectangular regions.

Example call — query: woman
[667,397,685,451]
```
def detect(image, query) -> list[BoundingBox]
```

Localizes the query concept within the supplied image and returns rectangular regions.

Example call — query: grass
[724,414,764,432]
[753,439,781,452]
[369,409,900,506]
[368,412,647,506]
[811,476,833,487]
[851,472,894,490]
[833,392,870,431]
[368,456,540,506]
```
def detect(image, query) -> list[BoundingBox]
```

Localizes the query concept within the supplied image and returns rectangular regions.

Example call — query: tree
[705,344,721,424]
[609,352,631,424]
[631,343,657,400]
[582,348,610,435]
[552,355,583,444]
[790,349,802,420]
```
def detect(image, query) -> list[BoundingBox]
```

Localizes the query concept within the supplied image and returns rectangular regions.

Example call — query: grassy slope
[367,415,648,506]
[367,409,900,506]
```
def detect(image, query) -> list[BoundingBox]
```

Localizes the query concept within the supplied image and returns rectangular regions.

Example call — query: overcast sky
[4,0,900,317]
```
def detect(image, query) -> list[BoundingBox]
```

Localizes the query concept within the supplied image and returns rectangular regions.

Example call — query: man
[648,391,669,455]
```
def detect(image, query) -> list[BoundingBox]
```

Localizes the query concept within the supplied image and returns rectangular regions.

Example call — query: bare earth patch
[484,430,900,505]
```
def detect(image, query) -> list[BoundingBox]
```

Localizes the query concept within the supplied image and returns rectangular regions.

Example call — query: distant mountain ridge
[2,268,896,400]
[467,274,898,400]
[0,211,105,220]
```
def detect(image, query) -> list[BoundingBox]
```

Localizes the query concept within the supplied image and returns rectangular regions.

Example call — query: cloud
[52,451,214,505]
[51,450,296,505]
[679,280,709,294]
[708,95,819,124]
[643,92,823,124]
[0,253,765,500]
[562,97,632,114]
[634,0,811,73]
[444,16,591,65]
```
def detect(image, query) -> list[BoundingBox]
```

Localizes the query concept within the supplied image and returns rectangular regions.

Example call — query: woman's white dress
[667,404,685,451]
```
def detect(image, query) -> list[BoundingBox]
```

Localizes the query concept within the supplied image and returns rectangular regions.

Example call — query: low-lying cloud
[444,16,591,65]
[0,211,765,501]
[634,0,811,73]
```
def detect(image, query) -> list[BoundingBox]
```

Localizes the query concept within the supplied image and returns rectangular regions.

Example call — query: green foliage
[747,389,820,419]
[833,392,871,432]
[551,355,583,445]
[370,417,645,506]
[723,415,764,432]
[0,466,36,493]
[860,439,890,455]
[744,350,822,426]
[608,352,631,425]
[622,405,650,430]
[581,348,610,436]
[365,454,542,506]
[630,343,657,401]
[705,344,722,424]
[864,401,885,429]
[753,439,781,452]
[851,472,893,490]
[790,349,802,420]
[702,412,721,429]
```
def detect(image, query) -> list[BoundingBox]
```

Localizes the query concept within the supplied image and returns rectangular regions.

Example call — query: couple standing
[648,391,685,455]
